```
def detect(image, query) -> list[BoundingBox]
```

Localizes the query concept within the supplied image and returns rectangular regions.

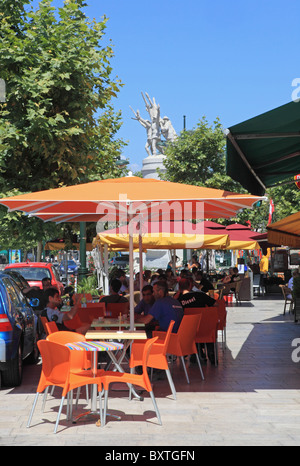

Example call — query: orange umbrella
[0,176,264,329]
[0,176,264,223]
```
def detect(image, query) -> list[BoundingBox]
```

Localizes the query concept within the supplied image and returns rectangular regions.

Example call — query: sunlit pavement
[1,294,300,446]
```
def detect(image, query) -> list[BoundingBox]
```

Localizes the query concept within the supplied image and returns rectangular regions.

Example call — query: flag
[267,199,274,225]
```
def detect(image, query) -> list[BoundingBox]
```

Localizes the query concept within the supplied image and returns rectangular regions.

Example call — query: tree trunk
[36,241,42,262]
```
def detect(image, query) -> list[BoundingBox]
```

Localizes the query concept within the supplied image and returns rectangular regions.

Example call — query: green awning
[226,101,300,196]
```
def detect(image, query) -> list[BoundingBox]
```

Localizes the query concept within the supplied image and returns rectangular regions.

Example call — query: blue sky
[29,0,300,173]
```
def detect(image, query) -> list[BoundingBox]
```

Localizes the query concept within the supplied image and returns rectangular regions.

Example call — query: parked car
[4,262,64,295]
[3,270,31,292]
[0,272,39,387]
[109,255,129,268]
[59,259,79,276]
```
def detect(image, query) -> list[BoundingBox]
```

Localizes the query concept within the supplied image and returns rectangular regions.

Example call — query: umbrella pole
[139,216,143,300]
[129,215,135,331]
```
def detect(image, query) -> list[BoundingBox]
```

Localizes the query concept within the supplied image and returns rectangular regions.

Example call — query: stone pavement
[1,294,300,447]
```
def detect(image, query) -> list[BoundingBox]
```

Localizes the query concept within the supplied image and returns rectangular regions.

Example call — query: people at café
[24,276,54,311]
[193,270,214,293]
[230,267,241,283]
[41,287,90,335]
[143,270,152,283]
[100,278,129,305]
[135,280,184,337]
[115,269,129,294]
[177,278,216,309]
[177,278,216,364]
[287,270,299,300]
[221,270,232,284]
[260,254,269,276]
[165,269,177,290]
[187,254,201,272]
[134,284,155,316]
[134,284,157,337]
[133,271,148,291]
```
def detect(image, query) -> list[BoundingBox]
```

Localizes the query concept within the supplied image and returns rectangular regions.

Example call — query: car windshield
[68,261,76,265]
[7,267,51,281]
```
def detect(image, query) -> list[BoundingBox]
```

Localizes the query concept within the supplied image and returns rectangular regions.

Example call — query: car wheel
[2,343,23,387]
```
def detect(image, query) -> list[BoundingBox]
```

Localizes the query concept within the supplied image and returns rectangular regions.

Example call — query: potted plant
[77,274,100,299]
[292,274,300,322]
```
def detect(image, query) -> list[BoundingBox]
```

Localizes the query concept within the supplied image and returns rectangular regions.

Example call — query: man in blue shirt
[134,284,155,316]
[135,280,183,335]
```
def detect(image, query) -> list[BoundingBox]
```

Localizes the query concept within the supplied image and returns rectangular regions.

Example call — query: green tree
[162,116,300,231]
[0,0,127,253]
[161,117,270,230]
[161,117,242,193]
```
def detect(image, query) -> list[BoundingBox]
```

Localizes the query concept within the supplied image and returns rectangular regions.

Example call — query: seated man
[134,284,155,316]
[176,278,216,364]
[41,287,90,334]
[177,278,216,309]
[193,271,214,293]
[135,280,184,336]
[115,269,129,295]
[100,278,129,305]
[24,276,53,311]
[287,270,299,299]
[134,284,157,337]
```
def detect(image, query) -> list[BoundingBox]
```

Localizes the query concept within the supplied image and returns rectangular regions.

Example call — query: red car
[4,262,64,294]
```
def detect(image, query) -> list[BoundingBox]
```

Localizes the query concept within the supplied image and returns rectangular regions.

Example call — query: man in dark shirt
[193,271,214,293]
[178,278,216,309]
[177,278,217,364]
[100,279,129,305]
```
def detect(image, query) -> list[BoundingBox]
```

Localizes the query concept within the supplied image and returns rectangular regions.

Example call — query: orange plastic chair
[153,314,204,383]
[78,303,106,324]
[184,307,219,365]
[100,337,162,426]
[63,312,84,331]
[27,340,103,433]
[40,316,50,336]
[129,320,176,399]
[47,331,92,406]
[45,321,59,334]
[46,331,92,370]
[106,301,129,318]
[216,300,227,350]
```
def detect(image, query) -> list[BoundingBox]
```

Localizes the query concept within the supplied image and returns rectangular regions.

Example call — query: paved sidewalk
[1,294,300,446]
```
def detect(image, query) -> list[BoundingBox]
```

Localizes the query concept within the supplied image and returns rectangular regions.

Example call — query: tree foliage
[161,117,243,193]
[162,117,300,231]
[0,0,127,251]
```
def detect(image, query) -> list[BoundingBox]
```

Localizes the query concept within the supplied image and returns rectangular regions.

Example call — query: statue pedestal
[142,155,166,179]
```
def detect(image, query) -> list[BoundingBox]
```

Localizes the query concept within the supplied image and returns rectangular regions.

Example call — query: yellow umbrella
[94,221,230,250]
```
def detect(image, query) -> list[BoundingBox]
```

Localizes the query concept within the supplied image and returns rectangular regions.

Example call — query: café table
[85,328,147,401]
[65,340,123,424]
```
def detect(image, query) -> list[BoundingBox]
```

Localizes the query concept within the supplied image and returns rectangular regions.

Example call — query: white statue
[131,92,177,157]
[130,108,152,157]
[160,116,177,143]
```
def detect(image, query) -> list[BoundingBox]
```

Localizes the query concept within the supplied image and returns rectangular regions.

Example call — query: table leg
[72,351,100,424]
